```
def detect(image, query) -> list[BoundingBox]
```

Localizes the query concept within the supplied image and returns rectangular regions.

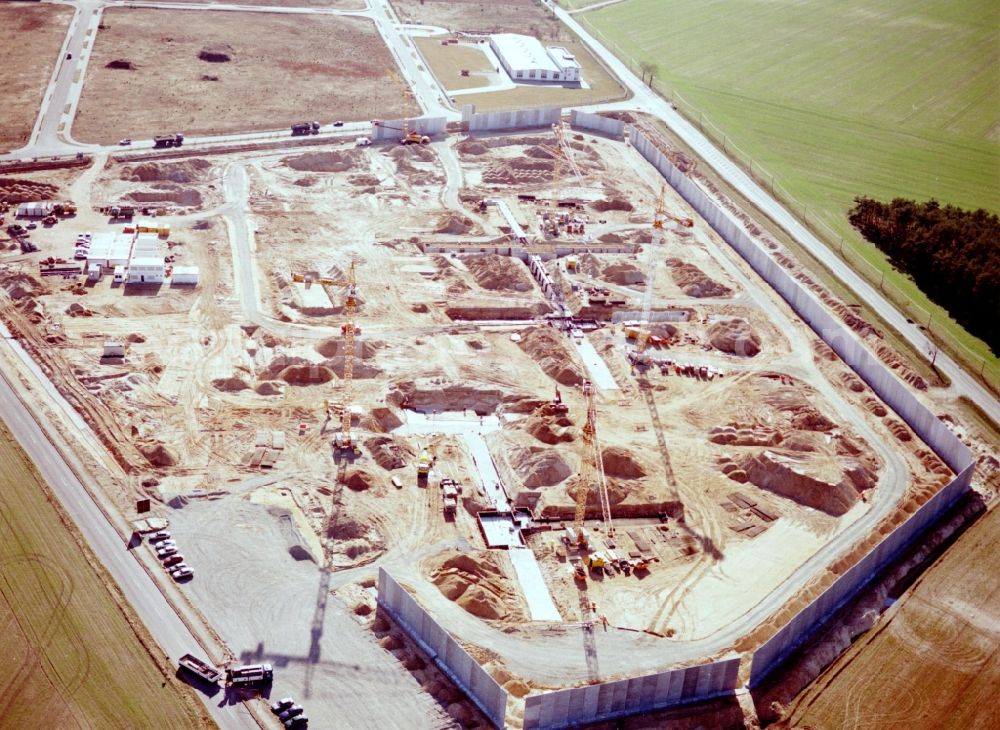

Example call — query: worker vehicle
[162,554,184,567]
[355,137,371,147]
[441,478,460,516]
[167,561,190,574]
[401,131,430,145]
[178,653,222,684]
[290,121,320,136]
[8,224,26,235]
[148,530,171,542]
[584,552,606,570]
[156,546,178,558]
[285,716,308,728]
[42,215,57,226]
[20,240,38,253]
[278,705,303,722]
[271,697,295,713]
[26,222,37,230]
[118,138,131,146]
[225,663,273,688]
[333,120,344,127]
[172,566,194,580]
[153,133,184,148]
[73,250,88,260]
[53,202,76,216]
[542,386,569,416]
[66,53,72,60]
[391,476,402,489]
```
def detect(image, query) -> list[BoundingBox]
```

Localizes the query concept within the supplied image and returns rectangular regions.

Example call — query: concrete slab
[572,337,619,390]
[509,546,562,621]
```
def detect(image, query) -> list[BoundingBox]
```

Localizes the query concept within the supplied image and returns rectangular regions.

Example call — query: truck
[153,133,185,149]
[416,450,432,480]
[225,663,273,688]
[178,653,222,684]
[441,478,460,516]
[291,121,320,135]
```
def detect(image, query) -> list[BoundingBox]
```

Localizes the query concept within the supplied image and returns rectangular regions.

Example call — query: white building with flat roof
[86,232,133,268]
[489,34,583,83]
[127,256,165,284]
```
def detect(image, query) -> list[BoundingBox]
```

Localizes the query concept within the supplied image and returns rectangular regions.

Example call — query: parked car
[285,716,308,728]
[278,705,303,722]
[156,546,178,558]
[66,53,72,60]
[271,698,295,714]
[172,566,194,580]
[20,241,38,253]
[162,554,184,567]
[119,138,131,146]
[333,120,344,127]
[26,222,37,230]
[167,562,190,574]
[80,232,92,240]
[73,250,87,260]
[148,530,171,543]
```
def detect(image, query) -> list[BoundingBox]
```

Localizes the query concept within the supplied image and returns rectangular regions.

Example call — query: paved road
[554,3,1000,424]
[0,348,256,729]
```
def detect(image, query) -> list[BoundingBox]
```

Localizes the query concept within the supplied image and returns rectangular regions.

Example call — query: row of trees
[848,197,999,353]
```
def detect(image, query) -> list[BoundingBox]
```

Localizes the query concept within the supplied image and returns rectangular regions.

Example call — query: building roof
[547,46,581,70]
[130,256,165,268]
[172,265,199,275]
[87,232,133,262]
[491,34,560,74]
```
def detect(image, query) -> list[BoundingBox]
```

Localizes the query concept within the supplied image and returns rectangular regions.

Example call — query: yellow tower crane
[334,260,360,455]
[653,184,693,229]
[540,121,584,237]
[571,381,614,549]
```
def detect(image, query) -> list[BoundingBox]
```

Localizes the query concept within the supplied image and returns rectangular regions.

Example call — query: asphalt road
[0,345,257,730]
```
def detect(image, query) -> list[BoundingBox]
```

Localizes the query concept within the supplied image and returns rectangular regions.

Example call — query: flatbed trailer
[178,653,222,683]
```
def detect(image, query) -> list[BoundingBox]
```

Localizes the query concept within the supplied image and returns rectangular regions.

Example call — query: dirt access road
[73,8,417,144]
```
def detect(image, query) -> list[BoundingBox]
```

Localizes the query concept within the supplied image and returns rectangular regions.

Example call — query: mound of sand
[736,451,875,516]
[435,214,475,235]
[364,436,413,471]
[314,337,378,359]
[516,327,584,385]
[575,253,603,277]
[601,447,647,478]
[198,43,233,63]
[463,254,533,292]
[455,138,488,155]
[255,380,284,396]
[667,259,732,298]
[276,364,335,385]
[590,198,634,213]
[0,178,59,203]
[122,159,211,183]
[366,406,403,433]
[603,262,644,285]
[392,380,504,414]
[709,318,761,357]
[513,447,573,487]
[137,440,178,468]
[388,144,436,163]
[326,516,385,562]
[345,470,375,492]
[284,150,359,173]
[126,188,202,207]
[211,376,249,392]
[1,271,45,299]
[428,551,525,622]
[524,414,576,445]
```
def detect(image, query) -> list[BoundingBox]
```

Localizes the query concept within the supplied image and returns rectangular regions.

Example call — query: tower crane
[571,381,614,550]
[539,122,584,237]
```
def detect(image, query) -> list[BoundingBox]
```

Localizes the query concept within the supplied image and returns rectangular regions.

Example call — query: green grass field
[569,0,1000,386]
[0,420,212,728]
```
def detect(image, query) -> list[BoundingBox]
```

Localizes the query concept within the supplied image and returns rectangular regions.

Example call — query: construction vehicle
[441,478,460,515]
[291,121,320,135]
[225,663,273,688]
[42,215,57,226]
[52,202,76,216]
[417,450,432,480]
[569,381,614,548]
[371,119,429,145]
[178,654,222,684]
[153,133,184,148]
[653,184,693,229]
[542,386,569,416]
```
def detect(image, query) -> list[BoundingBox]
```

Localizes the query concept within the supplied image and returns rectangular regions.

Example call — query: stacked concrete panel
[377,569,508,728]
[371,116,447,142]
[465,106,561,133]
[625,128,975,687]
[522,656,740,730]
[569,109,626,139]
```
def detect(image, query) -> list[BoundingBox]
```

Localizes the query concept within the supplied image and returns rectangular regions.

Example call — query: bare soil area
[0,5,73,152]
[392,0,560,35]
[413,37,496,92]
[74,9,417,144]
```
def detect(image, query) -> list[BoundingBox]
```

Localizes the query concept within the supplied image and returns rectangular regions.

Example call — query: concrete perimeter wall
[464,106,561,133]
[377,569,508,728]
[569,109,625,139]
[523,656,740,730]
[621,126,975,686]
[371,116,447,142]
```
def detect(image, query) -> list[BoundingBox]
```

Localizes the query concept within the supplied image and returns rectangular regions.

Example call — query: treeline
[848,197,1000,352]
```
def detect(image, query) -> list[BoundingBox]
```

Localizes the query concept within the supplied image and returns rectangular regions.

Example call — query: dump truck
[417,450,432,480]
[225,663,273,688]
[401,131,430,145]
[153,133,185,148]
[178,654,222,684]
[291,121,320,135]
[441,478,460,516]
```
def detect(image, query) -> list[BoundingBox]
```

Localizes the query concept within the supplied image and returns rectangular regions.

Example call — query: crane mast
[572,381,614,545]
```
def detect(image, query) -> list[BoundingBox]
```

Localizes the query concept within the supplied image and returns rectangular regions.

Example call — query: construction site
[2,98,988,728]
